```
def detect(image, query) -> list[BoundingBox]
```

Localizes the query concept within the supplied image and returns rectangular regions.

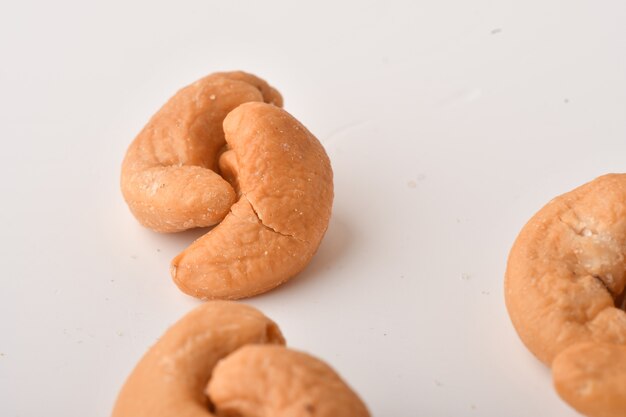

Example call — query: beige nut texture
[207,345,370,417]
[505,174,626,417]
[121,71,282,233]
[553,343,626,417]
[171,101,334,300]
[111,301,370,417]
[121,71,333,300]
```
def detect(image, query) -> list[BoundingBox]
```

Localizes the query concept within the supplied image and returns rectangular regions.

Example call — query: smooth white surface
[1,1,625,416]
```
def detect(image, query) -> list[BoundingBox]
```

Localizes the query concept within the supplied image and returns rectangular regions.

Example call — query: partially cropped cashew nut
[111,302,370,417]
[171,102,333,299]
[121,71,282,233]
[553,343,626,417]
[505,174,626,417]
[121,72,333,299]
[207,345,369,417]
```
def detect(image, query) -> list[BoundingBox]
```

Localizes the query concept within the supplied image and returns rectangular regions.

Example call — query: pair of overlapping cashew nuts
[117,72,366,415]
[506,174,626,417]
[121,71,333,300]
[112,302,369,417]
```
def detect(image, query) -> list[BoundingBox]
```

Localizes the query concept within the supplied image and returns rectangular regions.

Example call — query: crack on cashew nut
[241,195,308,244]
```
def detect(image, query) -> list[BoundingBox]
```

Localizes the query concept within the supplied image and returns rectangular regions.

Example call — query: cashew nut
[207,345,370,417]
[121,72,333,299]
[505,174,626,417]
[111,301,370,417]
[171,102,333,299]
[553,343,626,417]
[121,71,282,233]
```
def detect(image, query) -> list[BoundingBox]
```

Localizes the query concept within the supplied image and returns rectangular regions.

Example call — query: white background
[1,1,625,416]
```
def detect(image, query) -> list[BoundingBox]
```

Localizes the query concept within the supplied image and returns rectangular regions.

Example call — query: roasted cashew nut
[121,71,282,233]
[553,343,626,417]
[171,102,333,299]
[111,301,370,417]
[505,174,626,417]
[121,72,333,299]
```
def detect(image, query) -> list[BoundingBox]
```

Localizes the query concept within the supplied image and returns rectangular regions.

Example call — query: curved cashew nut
[171,102,333,299]
[121,71,282,233]
[110,301,284,417]
[111,301,370,417]
[121,72,333,299]
[505,174,626,417]
[207,344,370,417]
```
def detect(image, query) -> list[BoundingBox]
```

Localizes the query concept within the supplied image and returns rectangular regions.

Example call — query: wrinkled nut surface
[505,174,626,417]
[171,102,333,300]
[207,345,370,417]
[111,301,370,417]
[121,72,333,299]
[121,71,282,233]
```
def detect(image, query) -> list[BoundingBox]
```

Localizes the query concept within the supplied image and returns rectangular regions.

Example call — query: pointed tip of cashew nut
[553,343,626,417]
[121,71,282,233]
[505,173,626,415]
[171,101,333,300]
[111,301,370,417]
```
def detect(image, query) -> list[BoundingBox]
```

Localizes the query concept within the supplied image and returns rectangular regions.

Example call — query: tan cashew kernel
[121,72,333,299]
[121,71,282,233]
[171,102,333,300]
[207,345,370,417]
[110,301,370,417]
[553,343,626,417]
[505,174,626,417]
